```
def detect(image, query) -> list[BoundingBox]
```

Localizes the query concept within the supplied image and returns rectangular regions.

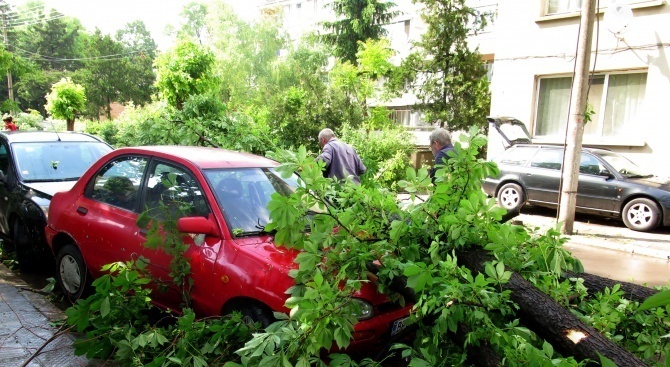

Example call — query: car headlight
[351,298,374,320]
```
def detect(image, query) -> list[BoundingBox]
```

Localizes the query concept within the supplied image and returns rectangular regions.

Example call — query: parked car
[483,117,670,232]
[0,131,112,270]
[45,146,411,351]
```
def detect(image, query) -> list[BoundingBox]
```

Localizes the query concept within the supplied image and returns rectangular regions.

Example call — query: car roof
[1,131,105,143]
[114,146,279,169]
[511,143,612,154]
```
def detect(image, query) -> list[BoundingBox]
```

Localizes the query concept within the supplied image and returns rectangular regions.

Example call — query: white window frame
[533,70,647,142]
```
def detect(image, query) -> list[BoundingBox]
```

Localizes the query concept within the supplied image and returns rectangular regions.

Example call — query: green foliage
[319,0,400,64]
[396,0,491,131]
[340,124,415,190]
[44,77,87,130]
[65,260,252,365]
[154,40,217,110]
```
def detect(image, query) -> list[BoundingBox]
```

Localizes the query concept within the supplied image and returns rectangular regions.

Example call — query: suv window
[89,156,147,211]
[530,148,563,170]
[579,153,604,175]
[498,146,537,166]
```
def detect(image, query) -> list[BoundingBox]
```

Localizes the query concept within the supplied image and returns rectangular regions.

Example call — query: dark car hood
[23,181,77,198]
[628,176,670,191]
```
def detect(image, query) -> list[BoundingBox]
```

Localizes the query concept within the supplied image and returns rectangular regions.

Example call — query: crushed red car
[45,146,411,351]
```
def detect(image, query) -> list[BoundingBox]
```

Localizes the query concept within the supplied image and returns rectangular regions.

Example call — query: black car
[483,117,670,232]
[0,131,112,270]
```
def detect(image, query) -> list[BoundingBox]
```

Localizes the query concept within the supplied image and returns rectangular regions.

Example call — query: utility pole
[558,0,596,235]
[0,0,13,104]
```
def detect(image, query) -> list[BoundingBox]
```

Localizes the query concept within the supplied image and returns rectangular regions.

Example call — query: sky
[13,0,262,50]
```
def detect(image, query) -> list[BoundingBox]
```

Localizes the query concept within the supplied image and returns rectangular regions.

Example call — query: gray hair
[318,128,336,141]
[429,128,452,146]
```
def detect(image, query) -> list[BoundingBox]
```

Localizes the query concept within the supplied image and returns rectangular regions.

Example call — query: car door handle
[76,206,88,215]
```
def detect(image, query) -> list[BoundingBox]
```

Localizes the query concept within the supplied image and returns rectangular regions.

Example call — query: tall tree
[397,0,491,131]
[45,77,86,130]
[77,30,131,119]
[154,40,216,111]
[319,0,399,64]
[116,20,157,106]
[23,8,82,71]
[178,2,209,45]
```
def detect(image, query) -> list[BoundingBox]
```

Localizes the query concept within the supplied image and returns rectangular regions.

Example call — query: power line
[11,45,151,62]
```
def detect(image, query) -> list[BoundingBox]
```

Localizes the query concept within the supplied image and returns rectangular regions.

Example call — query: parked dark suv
[0,131,112,270]
[482,117,670,232]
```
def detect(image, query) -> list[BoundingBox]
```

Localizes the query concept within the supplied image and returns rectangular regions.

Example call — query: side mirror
[598,169,614,178]
[177,216,220,237]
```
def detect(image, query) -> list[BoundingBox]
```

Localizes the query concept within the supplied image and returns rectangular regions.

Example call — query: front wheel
[497,183,525,212]
[622,198,660,232]
[228,302,274,330]
[56,244,90,303]
[13,220,36,272]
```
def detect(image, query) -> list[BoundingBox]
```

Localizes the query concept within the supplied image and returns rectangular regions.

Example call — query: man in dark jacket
[317,128,366,184]
[429,128,455,179]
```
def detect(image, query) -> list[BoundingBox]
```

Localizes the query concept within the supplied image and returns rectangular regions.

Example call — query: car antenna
[47,119,62,141]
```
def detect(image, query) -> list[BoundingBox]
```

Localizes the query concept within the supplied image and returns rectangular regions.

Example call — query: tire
[622,198,660,232]
[56,244,90,303]
[13,220,37,272]
[497,183,525,212]
[230,302,274,329]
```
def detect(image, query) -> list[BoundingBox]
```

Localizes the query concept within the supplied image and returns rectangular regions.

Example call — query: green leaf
[100,296,110,317]
[638,289,670,311]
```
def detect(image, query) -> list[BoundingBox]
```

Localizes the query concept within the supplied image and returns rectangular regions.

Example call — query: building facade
[486,0,670,176]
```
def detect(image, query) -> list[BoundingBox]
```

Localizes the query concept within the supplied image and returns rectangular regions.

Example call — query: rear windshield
[13,142,112,182]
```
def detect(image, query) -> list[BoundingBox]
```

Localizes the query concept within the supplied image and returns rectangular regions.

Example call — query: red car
[45,146,410,351]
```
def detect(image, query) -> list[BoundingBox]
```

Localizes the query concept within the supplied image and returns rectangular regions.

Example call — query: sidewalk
[0,264,92,367]
[516,207,670,260]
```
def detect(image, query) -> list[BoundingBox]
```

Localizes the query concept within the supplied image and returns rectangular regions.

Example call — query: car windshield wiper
[23,177,79,183]
[626,174,654,179]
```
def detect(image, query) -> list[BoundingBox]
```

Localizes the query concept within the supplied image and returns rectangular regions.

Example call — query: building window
[389,108,429,128]
[546,0,582,15]
[535,72,647,139]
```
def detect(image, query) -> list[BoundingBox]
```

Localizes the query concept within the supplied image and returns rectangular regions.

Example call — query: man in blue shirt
[429,128,455,179]
[317,128,366,184]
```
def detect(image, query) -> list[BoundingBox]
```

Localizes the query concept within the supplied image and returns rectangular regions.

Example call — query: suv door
[576,152,618,213]
[525,147,564,205]
[0,140,13,235]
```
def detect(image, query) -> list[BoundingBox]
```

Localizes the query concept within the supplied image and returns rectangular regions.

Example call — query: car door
[70,155,148,280]
[142,159,215,309]
[576,152,618,212]
[524,147,564,205]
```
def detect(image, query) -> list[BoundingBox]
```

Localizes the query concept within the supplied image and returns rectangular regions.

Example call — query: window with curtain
[546,0,583,15]
[535,72,647,139]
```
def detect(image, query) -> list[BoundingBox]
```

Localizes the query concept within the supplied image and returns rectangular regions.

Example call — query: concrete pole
[558,0,596,235]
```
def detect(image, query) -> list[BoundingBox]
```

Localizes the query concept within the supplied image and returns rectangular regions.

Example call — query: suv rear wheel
[622,198,660,232]
[497,183,525,212]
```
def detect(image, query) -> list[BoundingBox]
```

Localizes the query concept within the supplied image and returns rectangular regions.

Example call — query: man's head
[318,128,336,148]
[3,115,12,125]
[429,128,452,157]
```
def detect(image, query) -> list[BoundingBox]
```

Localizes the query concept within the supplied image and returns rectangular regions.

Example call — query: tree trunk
[564,271,658,302]
[459,249,648,367]
[66,118,74,131]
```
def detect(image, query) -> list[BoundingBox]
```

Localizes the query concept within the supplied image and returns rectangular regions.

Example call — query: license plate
[391,316,410,336]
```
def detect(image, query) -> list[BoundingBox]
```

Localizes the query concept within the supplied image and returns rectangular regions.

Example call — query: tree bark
[564,271,658,302]
[459,249,647,367]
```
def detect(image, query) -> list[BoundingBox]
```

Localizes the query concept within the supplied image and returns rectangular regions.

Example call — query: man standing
[3,115,18,131]
[317,128,366,184]
[429,128,455,179]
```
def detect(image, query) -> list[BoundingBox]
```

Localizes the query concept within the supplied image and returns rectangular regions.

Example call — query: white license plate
[391,316,410,336]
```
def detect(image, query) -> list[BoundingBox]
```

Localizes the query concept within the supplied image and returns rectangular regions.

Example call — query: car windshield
[597,150,652,178]
[13,142,112,182]
[205,167,301,235]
